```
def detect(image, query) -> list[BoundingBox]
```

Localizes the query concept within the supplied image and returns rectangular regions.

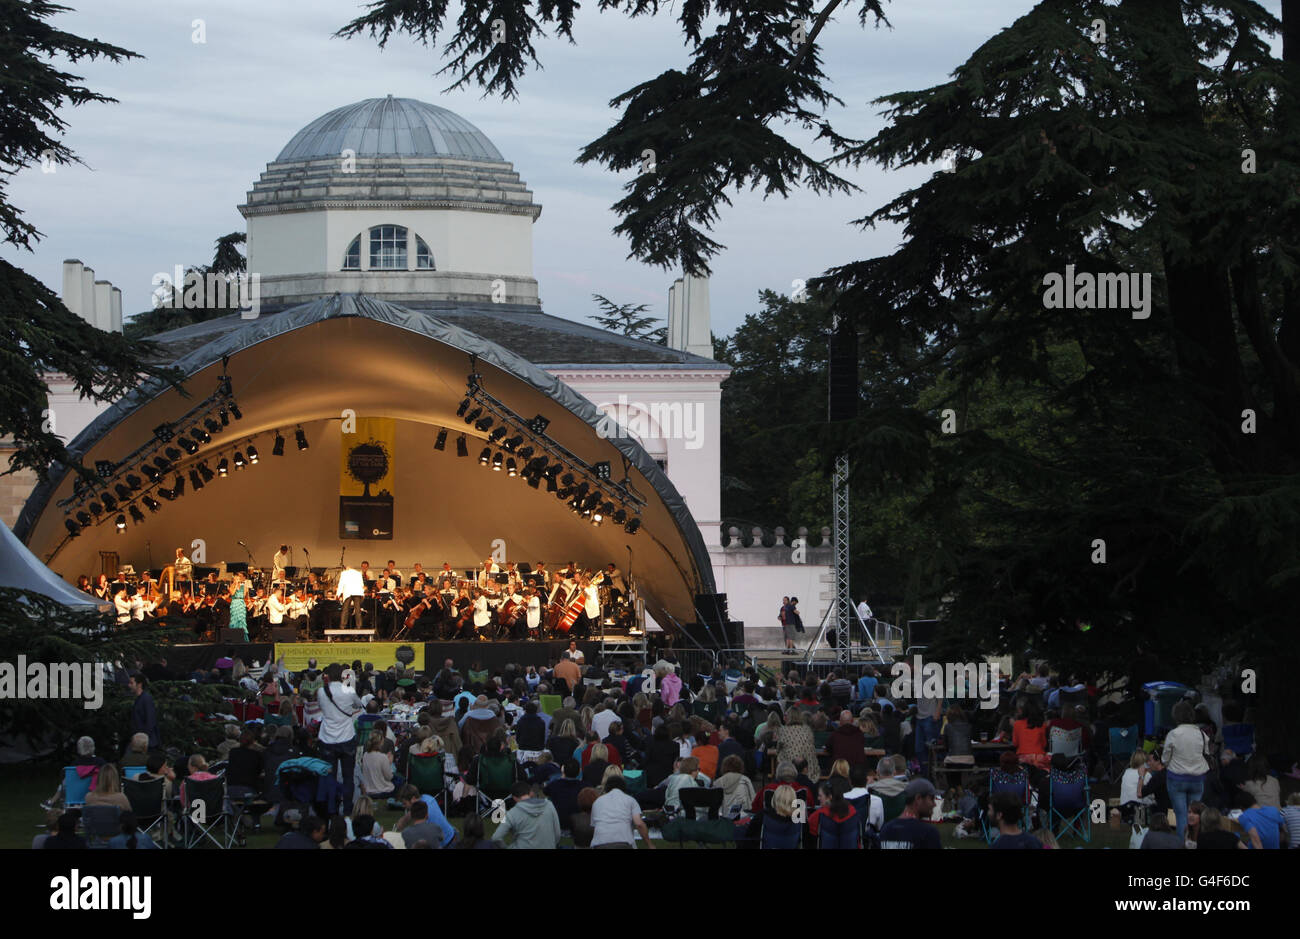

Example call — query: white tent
[0,520,109,611]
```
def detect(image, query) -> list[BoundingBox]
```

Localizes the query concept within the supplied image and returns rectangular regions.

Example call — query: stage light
[492,452,504,471]
[246,445,258,464]
[73,477,84,495]
[129,505,145,523]
[143,465,161,484]
[95,460,115,478]
[153,456,171,472]
[594,461,611,481]
[457,435,469,458]
[165,447,182,463]
[197,462,215,483]
[102,494,118,511]
[158,488,175,501]
[205,417,221,434]
[561,473,575,487]
[218,375,233,396]
[88,502,103,516]
[575,483,590,500]
[189,469,203,492]
[506,458,518,477]
[479,447,491,466]
[456,398,471,417]
[517,446,534,461]
[126,474,143,490]
[464,406,482,425]
[557,487,573,500]
[65,518,80,537]
[219,408,229,426]
[295,427,309,451]
[172,474,185,496]
[193,426,211,444]
[624,517,641,534]
[504,435,523,452]
[434,429,447,451]
[476,415,495,432]
[76,510,92,526]
[143,496,161,512]
[115,483,132,500]
[153,422,174,443]
[583,492,601,511]
[488,426,506,442]
[527,473,541,490]
[229,403,242,420]
[272,432,285,456]
[180,436,199,455]
[217,458,229,477]
[528,414,550,435]
[591,513,602,527]
[546,475,558,493]
[613,508,628,525]
[234,451,246,469]
[115,514,127,531]
[600,501,614,517]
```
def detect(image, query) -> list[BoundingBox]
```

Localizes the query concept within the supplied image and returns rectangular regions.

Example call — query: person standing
[128,673,160,750]
[492,782,562,849]
[1161,700,1210,841]
[272,545,291,583]
[227,572,250,641]
[337,564,365,629]
[317,663,363,815]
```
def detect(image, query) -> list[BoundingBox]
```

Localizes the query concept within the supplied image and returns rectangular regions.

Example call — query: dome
[276,96,504,163]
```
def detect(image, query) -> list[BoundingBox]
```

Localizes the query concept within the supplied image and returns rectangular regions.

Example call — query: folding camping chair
[408,752,448,812]
[1222,723,1255,760]
[60,766,96,809]
[982,769,1031,844]
[475,752,517,817]
[1106,724,1140,783]
[183,775,234,849]
[1048,766,1091,843]
[817,812,861,849]
[760,812,803,849]
[81,804,121,849]
[1049,726,1083,760]
[124,776,169,848]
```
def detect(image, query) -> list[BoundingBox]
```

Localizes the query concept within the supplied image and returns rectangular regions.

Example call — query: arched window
[342,236,361,270]
[369,225,407,269]
[415,235,435,270]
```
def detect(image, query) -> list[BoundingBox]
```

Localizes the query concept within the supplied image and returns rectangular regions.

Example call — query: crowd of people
[34,643,1298,850]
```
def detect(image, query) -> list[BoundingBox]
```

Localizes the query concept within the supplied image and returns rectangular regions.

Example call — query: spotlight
[129,505,145,523]
[600,501,614,517]
[583,492,601,510]
[593,461,611,481]
[464,406,482,425]
[476,415,495,433]
[126,474,143,490]
[197,462,215,483]
[101,494,118,512]
[165,447,182,463]
[153,455,171,472]
[575,483,590,499]
[506,458,518,477]
[561,473,575,487]
[478,447,491,466]
[115,483,132,501]
[527,473,541,490]
[246,445,258,464]
[153,422,174,443]
[76,510,92,526]
[159,488,175,501]
[489,427,507,443]
[613,508,628,525]
[180,436,199,455]
[218,375,233,396]
[234,451,246,469]
[546,475,558,493]
[457,435,469,458]
[272,432,285,456]
[115,514,127,531]
[88,502,103,516]
[557,487,573,500]
[295,427,309,451]
[229,403,242,420]
[143,465,161,483]
[219,407,229,426]
[434,429,447,451]
[189,469,203,492]
[517,446,534,461]
[504,435,523,452]
[193,426,211,444]
[624,517,641,534]
[204,417,221,434]
[172,474,185,496]
[143,496,161,512]
[591,513,602,527]
[64,518,80,537]
[217,458,229,477]
[528,414,550,435]
[94,460,115,478]
[492,452,504,471]
[456,398,471,417]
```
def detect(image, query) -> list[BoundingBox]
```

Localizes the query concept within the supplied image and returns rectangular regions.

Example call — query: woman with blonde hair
[579,706,596,735]
[361,729,399,799]
[776,706,820,780]
[771,783,797,818]
[347,796,382,839]
[547,718,581,765]
[600,763,624,790]
[85,763,131,811]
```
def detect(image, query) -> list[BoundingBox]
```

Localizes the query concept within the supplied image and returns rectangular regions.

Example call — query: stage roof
[17,295,716,629]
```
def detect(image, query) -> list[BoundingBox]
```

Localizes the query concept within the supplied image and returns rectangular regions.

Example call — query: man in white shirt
[381,560,403,592]
[566,641,586,665]
[173,547,193,589]
[113,587,132,625]
[272,545,291,582]
[337,565,366,628]
[856,598,873,623]
[591,703,619,741]
[316,663,364,815]
[590,776,654,849]
[267,589,289,627]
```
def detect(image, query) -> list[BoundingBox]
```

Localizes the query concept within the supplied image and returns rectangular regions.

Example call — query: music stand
[494,573,509,585]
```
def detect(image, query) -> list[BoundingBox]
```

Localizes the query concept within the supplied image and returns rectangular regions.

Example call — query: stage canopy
[16,295,716,629]
[0,520,109,611]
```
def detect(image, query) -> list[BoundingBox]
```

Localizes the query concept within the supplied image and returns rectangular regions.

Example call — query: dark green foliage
[124,231,248,340]
[588,293,666,343]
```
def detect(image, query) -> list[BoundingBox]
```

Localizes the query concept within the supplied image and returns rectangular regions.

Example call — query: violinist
[93,574,111,602]
[526,587,542,639]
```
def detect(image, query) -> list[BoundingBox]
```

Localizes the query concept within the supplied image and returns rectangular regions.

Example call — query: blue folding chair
[760,812,803,849]
[122,765,148,781]
[1106,725,1140,782]
[982,769,1030,843]
[817,812,861,849]
[1222,723,1254,760]
[61,766,96,808]
[1048,767,1090,843]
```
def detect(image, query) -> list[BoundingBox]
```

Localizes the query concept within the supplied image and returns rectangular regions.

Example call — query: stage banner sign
[339,416,396,540]
[274,642,424,673]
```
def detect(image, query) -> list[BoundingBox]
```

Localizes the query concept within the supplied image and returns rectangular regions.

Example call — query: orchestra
[78,546,634,643]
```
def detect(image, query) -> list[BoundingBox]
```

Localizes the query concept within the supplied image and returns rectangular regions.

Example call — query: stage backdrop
[340,416,396,540]
[275,641,424,672]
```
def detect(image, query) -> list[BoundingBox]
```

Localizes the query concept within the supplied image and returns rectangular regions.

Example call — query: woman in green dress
[228,572,250,641]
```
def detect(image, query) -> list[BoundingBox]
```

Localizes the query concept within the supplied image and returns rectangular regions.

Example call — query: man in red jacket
[827,710,867,766]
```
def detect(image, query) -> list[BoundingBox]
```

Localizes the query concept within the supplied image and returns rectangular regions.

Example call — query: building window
[369,225,407,270]
[342,236,360,270]
[415,236,435,270]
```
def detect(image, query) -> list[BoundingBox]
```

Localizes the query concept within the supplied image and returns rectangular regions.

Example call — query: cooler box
[1142,681,1194,735]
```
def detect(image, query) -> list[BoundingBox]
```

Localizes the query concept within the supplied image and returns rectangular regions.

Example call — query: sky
[4,0,1279,340]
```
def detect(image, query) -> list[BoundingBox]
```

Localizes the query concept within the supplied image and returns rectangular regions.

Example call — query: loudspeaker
[694,593,728,626]
[677,618,744,651]
[828,319,859,422]
[270,626,297,642]
[907,618,940,650]
[219,628,248,643]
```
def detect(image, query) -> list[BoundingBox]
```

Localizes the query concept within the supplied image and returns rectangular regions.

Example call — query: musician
[266,586,289,630]
[578,575,601,639]
[526,588,542,638]
[273,544,291,582]
[113,585,132,625]
[605,564,627,604]
[138,570,157,599]
[534,561,548,583]
[359,561,374,585]
[408,562,427,587]
[288,589,312,634]
[472,588,492,636]
[76,575,92,594]
[337,564,366,629]
[382,585,406,636]
[380,560,403,593]
[93,574,112,602]
[131,585,157,623]
[173,547,193,591]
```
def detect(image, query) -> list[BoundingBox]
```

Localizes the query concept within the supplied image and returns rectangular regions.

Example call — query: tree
[124,231,248,340]
[588,293,666,344]
[0,1,181,479]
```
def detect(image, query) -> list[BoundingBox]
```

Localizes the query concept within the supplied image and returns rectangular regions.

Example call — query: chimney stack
[59,259,123,333]
[666,274,712,360]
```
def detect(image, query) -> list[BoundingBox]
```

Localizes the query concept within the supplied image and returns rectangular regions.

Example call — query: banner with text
[339,416,395,540]
[274,642,423,673]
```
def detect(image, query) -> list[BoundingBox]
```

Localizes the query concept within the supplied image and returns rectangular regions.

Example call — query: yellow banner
[339,416,396,539]
[274,642,424,673]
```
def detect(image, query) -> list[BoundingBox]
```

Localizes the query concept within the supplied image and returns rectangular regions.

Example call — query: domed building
[15,97,833,650]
